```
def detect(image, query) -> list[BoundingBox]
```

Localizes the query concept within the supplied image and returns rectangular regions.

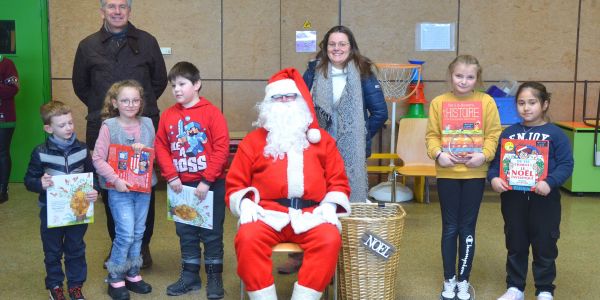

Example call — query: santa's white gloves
[239,198,265,224]
[313,202,338,225]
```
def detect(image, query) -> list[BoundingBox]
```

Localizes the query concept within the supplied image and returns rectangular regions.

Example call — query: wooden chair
[367,118,436,203]
[392,118,436,203]
[240,242,335,299]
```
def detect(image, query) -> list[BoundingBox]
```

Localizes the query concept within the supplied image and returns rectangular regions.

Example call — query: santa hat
[264,67,321,143]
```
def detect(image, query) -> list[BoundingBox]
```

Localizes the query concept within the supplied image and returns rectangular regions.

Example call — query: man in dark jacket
[72,0,167,269]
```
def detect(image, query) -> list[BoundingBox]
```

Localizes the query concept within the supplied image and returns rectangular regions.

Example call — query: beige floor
[1,182,599,299]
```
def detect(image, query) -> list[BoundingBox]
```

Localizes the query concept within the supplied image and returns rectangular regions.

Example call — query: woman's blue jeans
[106,190,150,281]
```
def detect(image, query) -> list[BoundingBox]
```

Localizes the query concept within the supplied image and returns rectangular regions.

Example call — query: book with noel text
[499,138,549,191]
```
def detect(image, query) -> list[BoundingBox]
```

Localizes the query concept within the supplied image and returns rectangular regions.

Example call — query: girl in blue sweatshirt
[488,82,574,300]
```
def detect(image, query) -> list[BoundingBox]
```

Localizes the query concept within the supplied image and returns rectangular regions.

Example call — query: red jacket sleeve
[224,135,257,208]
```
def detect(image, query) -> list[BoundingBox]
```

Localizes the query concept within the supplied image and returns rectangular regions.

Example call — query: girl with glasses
[93,79,157,300]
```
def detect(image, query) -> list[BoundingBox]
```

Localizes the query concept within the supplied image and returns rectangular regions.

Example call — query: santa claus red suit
[226,68,351,300]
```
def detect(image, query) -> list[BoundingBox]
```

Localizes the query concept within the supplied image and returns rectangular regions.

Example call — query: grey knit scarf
[312,61,367,202]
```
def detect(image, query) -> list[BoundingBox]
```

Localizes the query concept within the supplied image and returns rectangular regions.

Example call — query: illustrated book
[499,138,549,191]
[105,144,154,193]
[46,172,94,228]
[441,101,484,163]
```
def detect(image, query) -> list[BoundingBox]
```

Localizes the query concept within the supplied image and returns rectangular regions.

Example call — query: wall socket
[160,47,172,55]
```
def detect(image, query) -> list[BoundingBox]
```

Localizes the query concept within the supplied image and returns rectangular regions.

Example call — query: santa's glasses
[271,93,298,102]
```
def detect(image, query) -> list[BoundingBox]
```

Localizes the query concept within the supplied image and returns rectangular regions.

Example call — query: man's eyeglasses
[327,41,350,48]
[118,98,142,106]
[271,93,298,102]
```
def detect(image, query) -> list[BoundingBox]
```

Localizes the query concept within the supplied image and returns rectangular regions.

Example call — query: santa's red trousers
[235,221,341,292]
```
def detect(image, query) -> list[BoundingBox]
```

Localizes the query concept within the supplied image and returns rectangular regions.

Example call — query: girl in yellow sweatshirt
[426,54,501,300]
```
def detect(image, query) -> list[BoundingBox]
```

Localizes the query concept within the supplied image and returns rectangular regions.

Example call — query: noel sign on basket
[360,230,396,260]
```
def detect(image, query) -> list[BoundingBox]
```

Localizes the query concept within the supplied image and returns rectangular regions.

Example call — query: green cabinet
[555,121,600,193]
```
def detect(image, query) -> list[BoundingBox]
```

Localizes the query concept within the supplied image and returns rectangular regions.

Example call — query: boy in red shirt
[154,61,229,300]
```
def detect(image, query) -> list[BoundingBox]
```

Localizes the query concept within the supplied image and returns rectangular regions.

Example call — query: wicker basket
[337,203,407,300]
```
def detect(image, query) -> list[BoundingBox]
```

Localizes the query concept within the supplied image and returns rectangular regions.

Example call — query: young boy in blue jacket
[24,101,98,300]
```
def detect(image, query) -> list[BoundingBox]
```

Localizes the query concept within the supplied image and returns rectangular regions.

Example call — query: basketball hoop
[375,63,421,155]
[376,63,421,103]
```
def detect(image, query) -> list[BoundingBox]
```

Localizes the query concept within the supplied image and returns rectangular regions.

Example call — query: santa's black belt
[276,198,318,209]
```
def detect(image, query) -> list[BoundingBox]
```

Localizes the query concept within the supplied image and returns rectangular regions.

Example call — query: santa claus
[226,68,351,300]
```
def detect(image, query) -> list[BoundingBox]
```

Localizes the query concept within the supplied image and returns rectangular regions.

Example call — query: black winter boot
[205,264,224,299]
[166,263,202,296]
[108,284,130,300]
[125,279,152,294]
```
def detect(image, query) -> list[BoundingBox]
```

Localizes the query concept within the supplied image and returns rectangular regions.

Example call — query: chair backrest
[395,118,434,166]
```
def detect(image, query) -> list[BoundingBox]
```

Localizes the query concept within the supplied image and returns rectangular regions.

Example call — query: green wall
[1,0,50,182]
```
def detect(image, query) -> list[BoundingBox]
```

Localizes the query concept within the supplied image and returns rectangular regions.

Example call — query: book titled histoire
[441,101,484,163]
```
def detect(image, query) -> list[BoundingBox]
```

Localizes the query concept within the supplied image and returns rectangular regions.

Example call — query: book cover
[106,144,154,193]
[167,185,214,229]
[441,101,484,163]
[499,138,549,191]
[46,173,94,228]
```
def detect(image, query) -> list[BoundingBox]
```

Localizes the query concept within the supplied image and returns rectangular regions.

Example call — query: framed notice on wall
[415,22,456,51]
[296,30,316,52]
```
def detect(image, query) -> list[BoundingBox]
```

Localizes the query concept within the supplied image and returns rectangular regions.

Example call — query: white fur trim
[265,79,302,101]
[291,282,322,300]
[247,284,277,300]
[322,191,351,217]
[229,187,260,217]
[307,128,321,143]
[257,209,290,232]
[286,149,304,198]
[289,208,326,234]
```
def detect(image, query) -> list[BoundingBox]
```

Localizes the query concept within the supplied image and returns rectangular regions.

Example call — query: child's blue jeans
[106,190,150,281]
[40,206,88,289]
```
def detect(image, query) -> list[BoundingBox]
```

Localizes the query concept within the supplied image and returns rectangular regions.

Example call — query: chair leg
[391,171,398,203]
[333,267,338,300]
[425,176,430,204]
[414,176,425,203]
[240,280,245,300]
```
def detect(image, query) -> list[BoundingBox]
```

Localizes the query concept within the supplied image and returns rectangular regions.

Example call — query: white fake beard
[254,99,312,160]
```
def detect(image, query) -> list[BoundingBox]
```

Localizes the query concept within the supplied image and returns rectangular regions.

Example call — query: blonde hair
[447,54,484,89]
[101,80,145,120]
[40,101,72,125]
